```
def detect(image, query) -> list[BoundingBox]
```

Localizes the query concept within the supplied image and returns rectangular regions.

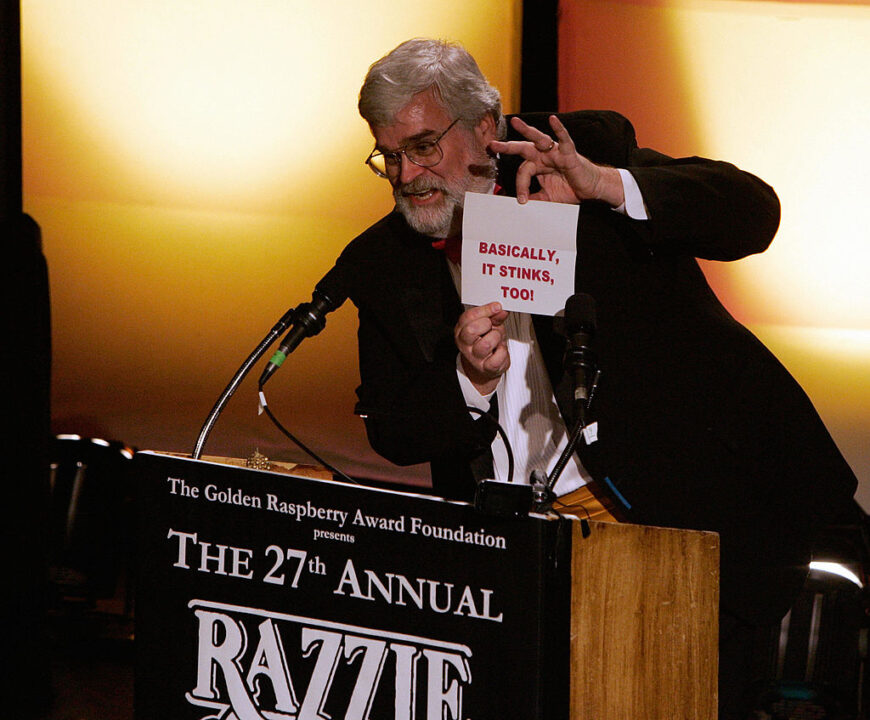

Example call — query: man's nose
[397,154,425,185]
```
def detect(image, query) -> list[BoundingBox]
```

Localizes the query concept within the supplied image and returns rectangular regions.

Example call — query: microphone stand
[539,414,587,507]
[192,308,296,460]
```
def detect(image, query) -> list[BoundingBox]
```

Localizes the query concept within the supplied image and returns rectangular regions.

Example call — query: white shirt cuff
[456,353,497,415]
[615,168,649,220]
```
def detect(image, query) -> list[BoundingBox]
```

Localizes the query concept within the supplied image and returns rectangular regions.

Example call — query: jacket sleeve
[337,218,497,470]
[627,149,781,261]
[518,110,782,261]
[353,302,497,467]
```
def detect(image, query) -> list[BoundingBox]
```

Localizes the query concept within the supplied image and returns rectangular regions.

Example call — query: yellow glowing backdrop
[23,0,521,488]
[23,1,868,505]
[560,0,869,508]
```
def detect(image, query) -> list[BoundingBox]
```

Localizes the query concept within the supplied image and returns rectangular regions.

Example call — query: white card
[461,192,579,315]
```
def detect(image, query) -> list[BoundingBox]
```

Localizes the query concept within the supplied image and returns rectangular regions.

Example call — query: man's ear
[475,112,497,144]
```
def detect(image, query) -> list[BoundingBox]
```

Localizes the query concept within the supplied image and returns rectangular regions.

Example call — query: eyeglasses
[365,119,460,178]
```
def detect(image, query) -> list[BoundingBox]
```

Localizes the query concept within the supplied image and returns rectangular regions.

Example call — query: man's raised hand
[489,115,625,208]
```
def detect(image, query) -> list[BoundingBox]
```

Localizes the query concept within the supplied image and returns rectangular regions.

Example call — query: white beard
[393,155,496,238]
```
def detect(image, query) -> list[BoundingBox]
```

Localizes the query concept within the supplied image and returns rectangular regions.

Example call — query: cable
[258,389,360,486]
[466,406,515,484]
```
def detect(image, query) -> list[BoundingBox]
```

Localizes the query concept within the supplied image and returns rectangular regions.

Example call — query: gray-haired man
[335,38,857,719]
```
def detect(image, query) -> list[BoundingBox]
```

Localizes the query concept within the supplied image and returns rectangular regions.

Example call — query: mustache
[395,177,447,194]
[395,156,496,194]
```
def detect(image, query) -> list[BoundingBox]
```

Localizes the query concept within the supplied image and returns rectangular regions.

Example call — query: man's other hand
[455,302,510,396]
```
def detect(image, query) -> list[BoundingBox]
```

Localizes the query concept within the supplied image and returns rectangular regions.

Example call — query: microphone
[258,264,349,387]
[538,293,599,506]
[562,293,597,424]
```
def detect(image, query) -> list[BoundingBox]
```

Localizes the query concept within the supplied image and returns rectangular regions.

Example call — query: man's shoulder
[340,211,410,261]
[335,210,442,295]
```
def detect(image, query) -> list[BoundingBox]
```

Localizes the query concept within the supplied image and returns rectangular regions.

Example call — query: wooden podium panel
[569,521,720,720]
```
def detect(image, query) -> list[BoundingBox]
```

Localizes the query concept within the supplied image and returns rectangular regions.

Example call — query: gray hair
[359,38,506,139]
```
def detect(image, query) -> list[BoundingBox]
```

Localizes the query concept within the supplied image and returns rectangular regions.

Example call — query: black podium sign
[134,452,571,720]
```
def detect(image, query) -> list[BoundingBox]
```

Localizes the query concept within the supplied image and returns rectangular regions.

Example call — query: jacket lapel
[394,221,462,364]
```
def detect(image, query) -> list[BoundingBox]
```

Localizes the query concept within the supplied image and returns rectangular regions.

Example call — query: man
[333,38,857,717]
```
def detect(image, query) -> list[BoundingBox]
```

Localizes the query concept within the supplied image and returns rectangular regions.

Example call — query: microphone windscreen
[314,262,350,311]
[565,293,597,334]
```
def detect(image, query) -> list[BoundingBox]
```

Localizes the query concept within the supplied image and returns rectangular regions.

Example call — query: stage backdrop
[558,0,869,508]
[22,0,522,488]
[23,0,869,507]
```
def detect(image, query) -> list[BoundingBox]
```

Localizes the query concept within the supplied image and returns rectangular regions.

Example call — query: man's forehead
[371,90,451,147]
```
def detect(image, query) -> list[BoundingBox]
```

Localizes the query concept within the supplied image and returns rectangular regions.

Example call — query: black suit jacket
[337,110,857,624]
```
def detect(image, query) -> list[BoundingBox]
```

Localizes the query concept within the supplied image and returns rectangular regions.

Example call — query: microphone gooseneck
[191,265,348,460]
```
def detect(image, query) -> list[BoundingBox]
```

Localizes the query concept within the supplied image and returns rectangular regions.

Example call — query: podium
[134,452,718,719]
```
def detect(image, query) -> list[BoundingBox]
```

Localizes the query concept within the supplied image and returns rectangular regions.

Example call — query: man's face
[371,90,497,238]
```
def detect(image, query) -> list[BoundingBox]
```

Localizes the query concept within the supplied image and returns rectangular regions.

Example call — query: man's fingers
[461,301,503,322]
[488,139,538,161]
[455,303,507,347]
[482,344,510,374]
[455,301,511,381]
[510,116,556,149]
[490,309,509,326]
[548,115,577,154]
[515,158,555,203]
[462,320,506,354]
[455,302,511,391]
[470,333,499,360]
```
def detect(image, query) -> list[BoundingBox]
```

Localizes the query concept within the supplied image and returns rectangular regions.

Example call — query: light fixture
[809,561,863,589]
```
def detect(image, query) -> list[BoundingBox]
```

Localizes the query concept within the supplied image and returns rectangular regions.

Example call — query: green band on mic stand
[268,350,287,367]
